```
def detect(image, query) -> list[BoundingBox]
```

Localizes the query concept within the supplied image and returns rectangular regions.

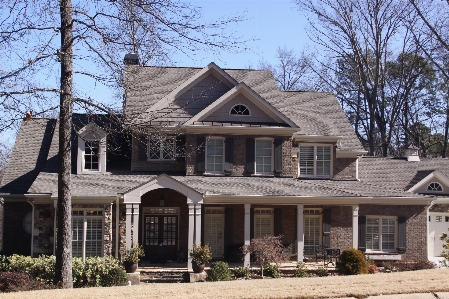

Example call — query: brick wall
[334,158,357,180]
[130,136,185,172]
[329,206,353,250]
[359,204,428,261]
[185,134,293,176]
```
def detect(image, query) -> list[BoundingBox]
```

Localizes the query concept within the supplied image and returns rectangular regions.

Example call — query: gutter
[203,195,433,205]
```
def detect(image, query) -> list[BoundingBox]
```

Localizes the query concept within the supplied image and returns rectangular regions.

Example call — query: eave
[203,194,432,205]
[184,125,300,135]
[292,135,343,142]
[336,151,368,158]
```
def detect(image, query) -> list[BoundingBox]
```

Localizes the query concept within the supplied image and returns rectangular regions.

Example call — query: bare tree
[1,0,245,288]
[0,142,11,184]
[295,0,440,156]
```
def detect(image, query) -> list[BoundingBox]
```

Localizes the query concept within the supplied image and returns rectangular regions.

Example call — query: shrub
[262,263,280,278]
[207,261,231,282]
[0,272,55,293]
[315,266,329,277]
[233,266,251,279]
[73,256,128,287]
[0,255,9,272]
[293,262,309,278]
[336,248,368,275]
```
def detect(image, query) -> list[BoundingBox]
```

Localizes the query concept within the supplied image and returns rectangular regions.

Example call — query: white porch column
[125,204,133,249]
[352,205,359,249]
[132,204,139,245]
[194,204,202,246]
[187,203,195,271]
[244,204,251,268]
[297,204,304,262]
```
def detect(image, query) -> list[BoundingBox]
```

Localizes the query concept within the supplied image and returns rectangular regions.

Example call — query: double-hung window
[84,141,99,170]
[298,145,331,178]
[255,139,273,174]
[148,137,175,160]
[72,210,104,260]
[206,138,224,173]
[254,208,273,238]
[77,122,107,174]
[366,216,396,252]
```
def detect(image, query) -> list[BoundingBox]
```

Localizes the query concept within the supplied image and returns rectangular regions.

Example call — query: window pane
[255,140,272,173]
[206,139,223,172]
[299,146,314,176]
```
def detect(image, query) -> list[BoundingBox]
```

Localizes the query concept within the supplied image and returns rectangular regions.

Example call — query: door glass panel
[204,214,224,258]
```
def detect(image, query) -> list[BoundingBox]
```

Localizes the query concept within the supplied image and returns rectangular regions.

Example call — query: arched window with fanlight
[229,104,250,116]
[427,182,443,192]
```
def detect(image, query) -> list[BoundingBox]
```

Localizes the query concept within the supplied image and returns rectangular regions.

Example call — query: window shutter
[250,208,254,240]
[274,208,282,236]
[322,208,331,247]
[224,137,234,174]
[274,139,283,174]
[225,208,233,247]
[398,216,406,252]
[358,215,366,252]
[175,135,185,162]
[138,136,148,160]
[246,138,255,174]
[197,136,206,173]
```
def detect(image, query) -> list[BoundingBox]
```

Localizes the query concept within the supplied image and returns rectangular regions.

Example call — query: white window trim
[205,137,225,174]
[147,137,176,161]
[72,209,104,260]
[365,215,397,253]
[77,123,107,174]
[297,144,333,178]
[229,103,251,116]
[254,208,274,238]
[427,182,444,192]
[254,138,274,175]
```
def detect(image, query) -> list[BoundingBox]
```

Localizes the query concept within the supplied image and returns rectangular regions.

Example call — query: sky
[171,0,310,68]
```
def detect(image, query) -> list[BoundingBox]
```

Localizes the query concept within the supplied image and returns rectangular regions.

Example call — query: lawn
[1,268,448,299]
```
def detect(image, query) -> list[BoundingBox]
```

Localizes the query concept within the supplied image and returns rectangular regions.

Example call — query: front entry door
[144,215,178,262]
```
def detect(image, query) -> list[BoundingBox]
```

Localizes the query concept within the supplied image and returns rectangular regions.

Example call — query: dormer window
[230,104,250,116]
[427,182,443,192]
[77,122,107,174]
[298,145,332,178]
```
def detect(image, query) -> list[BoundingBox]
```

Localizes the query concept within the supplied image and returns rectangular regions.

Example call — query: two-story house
[0,59,446,269]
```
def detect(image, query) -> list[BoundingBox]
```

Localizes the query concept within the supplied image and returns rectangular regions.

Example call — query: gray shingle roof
[358,157,449,191]
[124,65,364,152]
[0,118,56,194]
[28,171,420,198]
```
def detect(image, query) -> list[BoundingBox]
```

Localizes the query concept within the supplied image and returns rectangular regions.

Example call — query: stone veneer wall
[186,134,293,176]
[33,204,55,256]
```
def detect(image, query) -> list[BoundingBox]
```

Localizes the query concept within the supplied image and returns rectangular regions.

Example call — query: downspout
[53,200,57,255]
[0,197,4,252]
[115,195,121,258]
[27,199,35,257]
[427,199,435,261]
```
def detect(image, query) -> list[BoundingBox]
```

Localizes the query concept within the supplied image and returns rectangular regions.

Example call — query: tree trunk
[54,0,73,288]
[443,102,449,158]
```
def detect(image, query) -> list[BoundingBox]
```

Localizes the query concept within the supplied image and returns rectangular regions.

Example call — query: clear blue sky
[171,0,310,68]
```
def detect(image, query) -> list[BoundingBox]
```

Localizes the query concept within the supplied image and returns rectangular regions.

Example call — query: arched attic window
[230,104,250,116]
[427,182,443,192]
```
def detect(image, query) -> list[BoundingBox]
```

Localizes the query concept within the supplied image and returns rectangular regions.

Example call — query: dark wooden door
[144,215,178,262]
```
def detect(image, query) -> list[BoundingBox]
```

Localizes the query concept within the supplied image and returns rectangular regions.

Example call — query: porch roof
[26,171,426,201]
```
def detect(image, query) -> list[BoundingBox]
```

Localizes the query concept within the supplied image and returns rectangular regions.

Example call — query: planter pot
[124,261,138,273]
[192,262,205,273]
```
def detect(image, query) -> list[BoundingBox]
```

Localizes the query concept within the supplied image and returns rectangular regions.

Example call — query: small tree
[439,232,449,267]
[240,235,288,278]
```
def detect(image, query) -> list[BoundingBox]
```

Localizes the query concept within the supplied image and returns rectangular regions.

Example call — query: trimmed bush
[207,261,231,282]
[262,263,280,278]
[233,266,251,279]
[0,272,54,293]
[336,248,369,275]
[294,262,309,278]
[315,266,329,277]
[0,254,127,288]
